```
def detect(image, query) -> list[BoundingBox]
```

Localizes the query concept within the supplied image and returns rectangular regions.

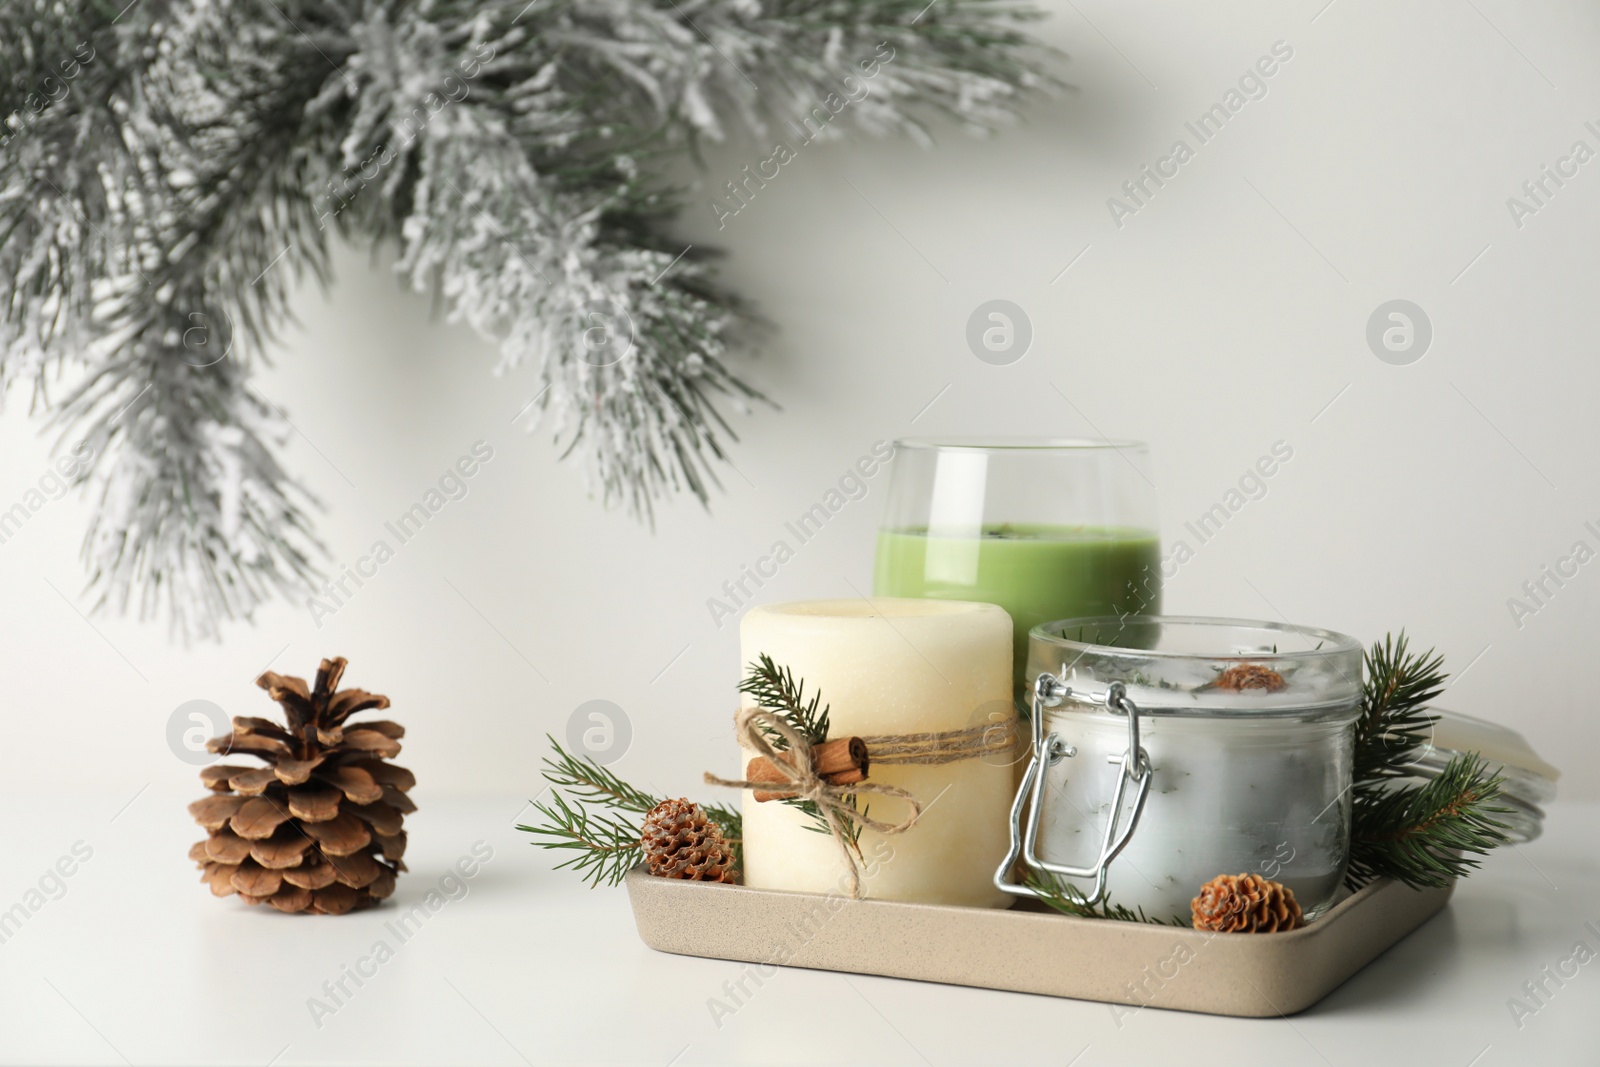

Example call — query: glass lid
[1403,708,1558,843]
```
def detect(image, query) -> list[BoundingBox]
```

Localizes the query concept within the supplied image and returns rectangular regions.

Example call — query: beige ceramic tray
[627,869,1452,1017]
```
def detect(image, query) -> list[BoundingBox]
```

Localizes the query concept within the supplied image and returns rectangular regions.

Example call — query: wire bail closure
[993,672,1153,905]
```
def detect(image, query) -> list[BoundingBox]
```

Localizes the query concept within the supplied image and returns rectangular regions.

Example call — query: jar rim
[1028,615,1364,717]
[1032,615,1363,660]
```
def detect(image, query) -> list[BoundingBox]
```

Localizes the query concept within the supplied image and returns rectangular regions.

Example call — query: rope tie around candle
[703,709,1022,899]
[862,719,1021,766]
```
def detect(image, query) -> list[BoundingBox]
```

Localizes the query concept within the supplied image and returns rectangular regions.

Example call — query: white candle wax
[1037,713,1354,919]
[739,598,1014,907]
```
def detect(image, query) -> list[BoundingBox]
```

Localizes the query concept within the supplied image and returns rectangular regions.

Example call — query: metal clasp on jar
[993,673,1153,905]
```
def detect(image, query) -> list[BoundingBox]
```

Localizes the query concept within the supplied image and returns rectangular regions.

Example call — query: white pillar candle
[738,598,1014,907]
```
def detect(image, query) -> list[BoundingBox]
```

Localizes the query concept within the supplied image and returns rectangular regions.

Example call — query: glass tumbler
[872,439,1162,698]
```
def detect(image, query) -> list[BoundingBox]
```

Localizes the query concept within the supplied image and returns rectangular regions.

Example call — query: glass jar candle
[872,439,1162,699]
[998,616,1364,921]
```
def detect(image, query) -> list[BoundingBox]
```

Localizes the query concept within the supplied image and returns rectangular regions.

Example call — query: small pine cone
[640,798,737,883]
[1213,664,1287,692]
[1191,873,1304,933]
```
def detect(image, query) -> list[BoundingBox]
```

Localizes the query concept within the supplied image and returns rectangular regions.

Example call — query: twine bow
[703,707,925,899]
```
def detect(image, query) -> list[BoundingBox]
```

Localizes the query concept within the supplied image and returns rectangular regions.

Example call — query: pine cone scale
[323,765,383,803]
[231,861,282,897]
[287,785,344,821]
[189,795,244,829]
[302,811,372,856]
[342,730,402,758]
[214,733,290,757]
[269,885,314,914]
[358,761,416,791]
[313,660,344,697]
[203,863,237,897]
[329,851,383,888]
[351,802,403,837]
[250,831,313,869]
[229,768,278,795]
[202,765,251,790]
[271,757,323,785]
[327,690,388,721]
[231,797,292,839]
[313,884,360,916]
[205,832,252,865]
[282,862,339,891]
[258,672,312,704]
[369,866,398,899]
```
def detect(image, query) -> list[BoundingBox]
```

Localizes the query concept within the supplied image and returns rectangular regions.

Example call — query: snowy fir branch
[0,0,1053,638]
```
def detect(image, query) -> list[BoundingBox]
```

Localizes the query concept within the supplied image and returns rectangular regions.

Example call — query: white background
[5,4,1600,1065]
[2,0,1597,811]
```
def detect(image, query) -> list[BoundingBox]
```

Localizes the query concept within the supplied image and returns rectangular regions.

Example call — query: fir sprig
[519,737,742,887]
[1353,632,1447,783]
[738,655,863,851]
[739,654,831,751]
[538,737,665,815]
[1024,871,1186,926]
[1347,754,1509,889]
[522,790,650,889]
[1345,634,1510,891]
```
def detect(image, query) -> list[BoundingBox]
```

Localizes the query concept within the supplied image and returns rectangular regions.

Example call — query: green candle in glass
[872,440,1162,695]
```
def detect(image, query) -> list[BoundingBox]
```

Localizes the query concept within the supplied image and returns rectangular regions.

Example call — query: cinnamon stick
[746,737,869,802]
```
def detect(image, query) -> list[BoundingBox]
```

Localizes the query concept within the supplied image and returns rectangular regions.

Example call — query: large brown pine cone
[640,798,738,883]
[1191,872,1304,933]
[187,657,414,915]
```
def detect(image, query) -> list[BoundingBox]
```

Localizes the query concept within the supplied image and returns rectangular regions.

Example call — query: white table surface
[2,789,1595,1066]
